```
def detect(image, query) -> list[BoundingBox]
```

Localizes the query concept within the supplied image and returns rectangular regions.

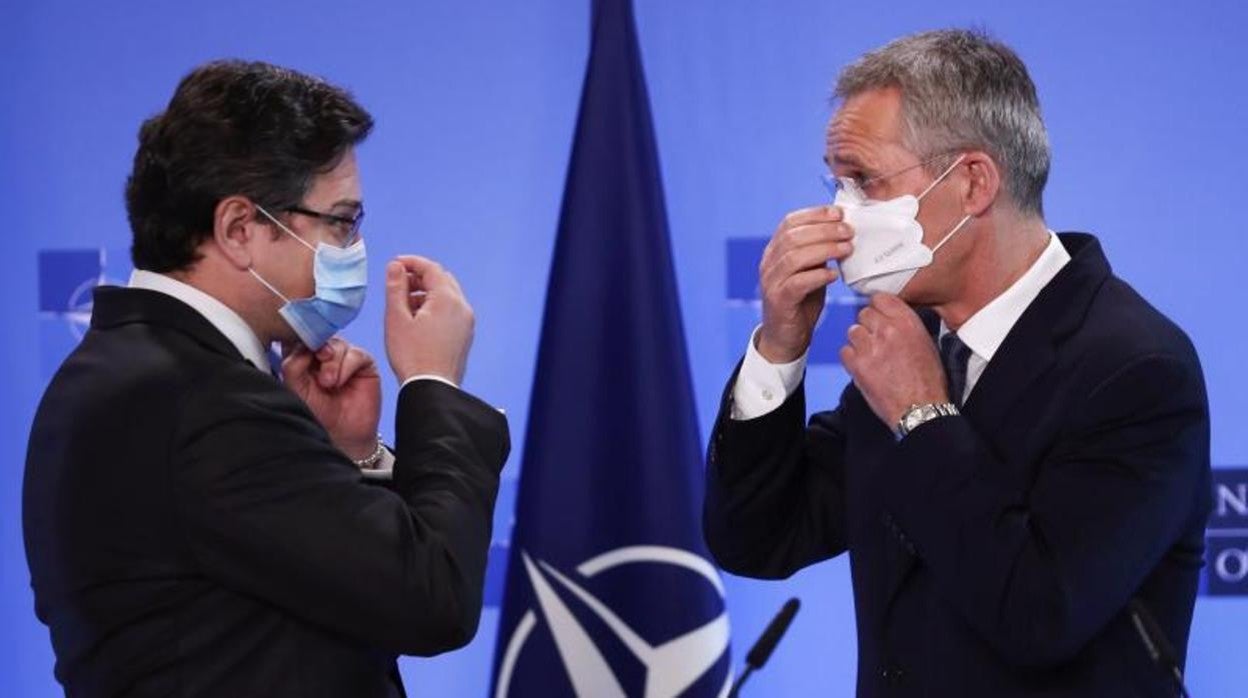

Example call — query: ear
[212,196,262,270]
[959,150,1002,217]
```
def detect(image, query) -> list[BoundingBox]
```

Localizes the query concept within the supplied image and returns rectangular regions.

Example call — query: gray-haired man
[703,29,1210,696]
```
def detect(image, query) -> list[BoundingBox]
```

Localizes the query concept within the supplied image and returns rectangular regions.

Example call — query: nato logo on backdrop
[37,248,130,381]
[1208,468,1248,596]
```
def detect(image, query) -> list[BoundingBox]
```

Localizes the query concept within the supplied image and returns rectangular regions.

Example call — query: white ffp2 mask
[824,154,971,296]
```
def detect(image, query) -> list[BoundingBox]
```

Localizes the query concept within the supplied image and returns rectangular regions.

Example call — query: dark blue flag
[489,0,731,696]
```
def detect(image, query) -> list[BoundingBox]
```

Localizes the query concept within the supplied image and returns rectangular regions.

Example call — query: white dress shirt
[730,232,1071,420]
[127,269,426,478]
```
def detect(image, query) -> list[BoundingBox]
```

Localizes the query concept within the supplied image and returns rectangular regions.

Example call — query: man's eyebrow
[329,199,362,212]
[829,152,871,172]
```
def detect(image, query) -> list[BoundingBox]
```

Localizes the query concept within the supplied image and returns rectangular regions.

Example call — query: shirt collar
[940,232,1072,361]
[128,269,271,371]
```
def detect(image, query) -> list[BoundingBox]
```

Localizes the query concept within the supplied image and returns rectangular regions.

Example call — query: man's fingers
[386,260,414,321]
[390,254,438,276]
[846,323,869,349]
[764,222,853,272]
[308,340,376,389]
[773,266,839,305]
[857,306,882,332]
[334,346,378,388]
[781,205,845,229]
[313,338,347,388]
[408,290,429,313]
[784,221,854,247]
[282,345,314,379]
[391,255,457,293]
[316,337,345,362]
[770,240,853,282]
[870,292,910,317]
[839,344,857,373]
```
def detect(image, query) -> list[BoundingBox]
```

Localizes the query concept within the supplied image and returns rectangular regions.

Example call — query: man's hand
[840,293,949,428]
[282,338,382,461]
[384,256,474,386]
[757,205,854,363]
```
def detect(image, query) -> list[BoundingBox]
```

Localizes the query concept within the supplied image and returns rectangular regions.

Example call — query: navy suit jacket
[24,287,510,697]
[704,233,1211,696]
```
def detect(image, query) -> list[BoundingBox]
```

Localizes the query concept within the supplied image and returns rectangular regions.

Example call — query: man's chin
[897,287,945,311]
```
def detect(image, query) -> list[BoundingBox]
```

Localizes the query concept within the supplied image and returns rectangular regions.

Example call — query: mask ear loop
[916,153,972,252]
[255,204,317,252]
[916,153,968,201]
[249,203,316,303]
[932,215,973,253]
[248,268,291,303]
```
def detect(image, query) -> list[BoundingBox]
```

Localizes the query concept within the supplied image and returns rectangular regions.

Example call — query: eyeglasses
[285,205,365,247]
[823,151,962,200]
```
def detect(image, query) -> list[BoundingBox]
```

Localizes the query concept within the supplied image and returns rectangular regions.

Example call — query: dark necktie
[939,332,973,407]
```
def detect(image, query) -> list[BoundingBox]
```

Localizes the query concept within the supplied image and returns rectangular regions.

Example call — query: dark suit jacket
[24,286,510,697]
[704,233,1211,697]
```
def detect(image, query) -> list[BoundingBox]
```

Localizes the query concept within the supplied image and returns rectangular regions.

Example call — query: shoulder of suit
[1073,274,1201,375]
[78,320,283,408]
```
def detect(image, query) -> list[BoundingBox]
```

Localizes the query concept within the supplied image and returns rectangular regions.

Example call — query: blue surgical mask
[249,205,368,350]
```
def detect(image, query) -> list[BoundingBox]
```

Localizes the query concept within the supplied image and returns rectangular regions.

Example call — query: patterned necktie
[939,333,973,407]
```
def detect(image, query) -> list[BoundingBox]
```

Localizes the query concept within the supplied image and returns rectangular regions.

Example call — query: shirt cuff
[400,374,460,391]
[730,326,808,420]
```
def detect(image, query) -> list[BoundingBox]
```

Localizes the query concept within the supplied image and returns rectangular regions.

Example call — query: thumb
[282,346,314,382]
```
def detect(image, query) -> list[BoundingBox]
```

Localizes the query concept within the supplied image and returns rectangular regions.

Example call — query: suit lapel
[875,311,943,610]
[961,233,1110,438]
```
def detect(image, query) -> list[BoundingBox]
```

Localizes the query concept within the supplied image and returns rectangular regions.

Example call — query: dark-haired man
[24,60,509,697]
[703,30,1210,696]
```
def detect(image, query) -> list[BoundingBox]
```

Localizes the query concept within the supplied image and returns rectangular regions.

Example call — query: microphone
[1128,597,1191,698]
[727,597,800,698]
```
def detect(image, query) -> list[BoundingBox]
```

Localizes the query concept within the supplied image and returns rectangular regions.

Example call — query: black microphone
[727,597,800,698]
[1128,597,1191,698]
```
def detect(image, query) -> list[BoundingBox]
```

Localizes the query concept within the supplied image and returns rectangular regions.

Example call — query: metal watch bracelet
[352,434,387,469]
[896,403,960,438]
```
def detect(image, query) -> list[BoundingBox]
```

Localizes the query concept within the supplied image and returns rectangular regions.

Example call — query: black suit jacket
[704,234,1211,697]
[24,286,510,697]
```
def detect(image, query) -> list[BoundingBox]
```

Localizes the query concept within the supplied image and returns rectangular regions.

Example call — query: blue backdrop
[3,1,1246,695]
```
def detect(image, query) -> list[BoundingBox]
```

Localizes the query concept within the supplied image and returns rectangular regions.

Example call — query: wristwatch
[896,403,959,438]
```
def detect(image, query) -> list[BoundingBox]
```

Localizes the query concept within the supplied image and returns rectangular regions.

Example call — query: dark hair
[125,60,374,272]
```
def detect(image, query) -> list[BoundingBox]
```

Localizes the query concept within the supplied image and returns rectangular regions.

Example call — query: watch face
[901,405,937,434]
[901,409,923,433]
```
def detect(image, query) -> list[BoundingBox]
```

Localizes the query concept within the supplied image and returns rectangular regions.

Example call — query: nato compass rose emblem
[38,248,125,341]
[495,545,732,697]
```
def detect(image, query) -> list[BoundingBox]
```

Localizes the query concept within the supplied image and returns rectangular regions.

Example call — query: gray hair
[835,29,1050,217]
